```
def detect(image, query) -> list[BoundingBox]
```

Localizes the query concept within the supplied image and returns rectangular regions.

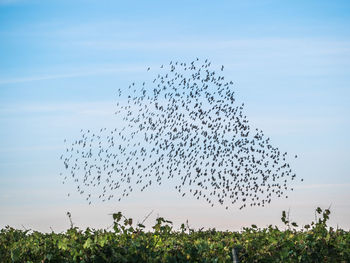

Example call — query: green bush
[1,207,349,262]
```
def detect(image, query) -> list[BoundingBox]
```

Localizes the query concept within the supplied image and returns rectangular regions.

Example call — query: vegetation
[1,207,349,262]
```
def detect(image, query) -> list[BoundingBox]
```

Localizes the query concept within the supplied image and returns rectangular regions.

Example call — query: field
[1,207,349,263]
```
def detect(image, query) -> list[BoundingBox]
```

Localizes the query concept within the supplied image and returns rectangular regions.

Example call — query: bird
[60,58,301,210]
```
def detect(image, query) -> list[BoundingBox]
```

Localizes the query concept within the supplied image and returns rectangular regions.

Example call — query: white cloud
[1,37,349,85]
[295,183,350,190]
[0,65,145,85]
[0,101,115,113]
[248,115,347,135]
[72,38,350,55]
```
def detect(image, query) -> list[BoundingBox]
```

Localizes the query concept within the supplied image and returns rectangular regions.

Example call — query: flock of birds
[61,58,300,210]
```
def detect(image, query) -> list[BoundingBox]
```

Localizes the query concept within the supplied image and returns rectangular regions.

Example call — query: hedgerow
[1,207,349,262]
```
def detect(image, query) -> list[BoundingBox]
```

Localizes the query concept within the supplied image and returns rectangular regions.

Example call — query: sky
[0,0,350,232]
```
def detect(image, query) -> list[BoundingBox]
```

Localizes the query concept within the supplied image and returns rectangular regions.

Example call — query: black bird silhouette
[60,59,300,209]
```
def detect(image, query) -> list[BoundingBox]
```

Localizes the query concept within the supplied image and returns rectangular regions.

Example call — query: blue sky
[0,0,350,231]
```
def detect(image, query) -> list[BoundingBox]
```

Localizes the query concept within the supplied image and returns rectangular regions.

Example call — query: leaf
[113,212,122,222]
[10,248,20,262]
[58,239,68,251]
[316,207,322,214]
[46,253,53,260]
[83,238,93,249]
[291,222,298,227]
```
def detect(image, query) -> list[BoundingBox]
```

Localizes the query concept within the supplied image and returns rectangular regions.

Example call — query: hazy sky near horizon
[1,0,350,232]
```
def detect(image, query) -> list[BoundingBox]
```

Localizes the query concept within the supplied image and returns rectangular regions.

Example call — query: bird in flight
[61,58,300,210]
